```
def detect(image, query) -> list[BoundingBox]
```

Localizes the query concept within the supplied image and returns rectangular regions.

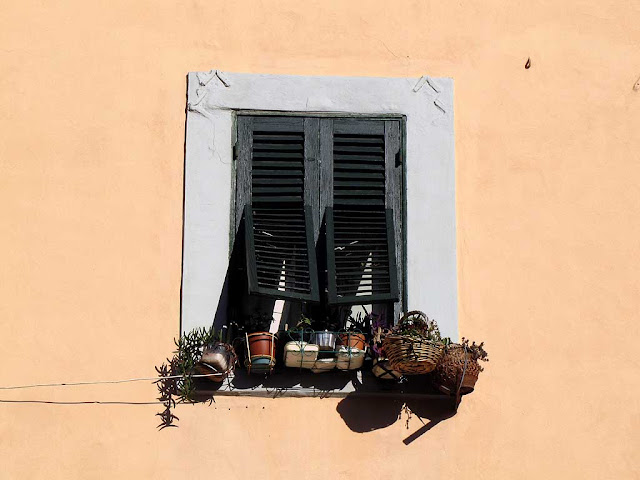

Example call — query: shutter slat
[333,163,385,171]
[334,136,384,145]
[253,134,303,142]
[253,143,304,151]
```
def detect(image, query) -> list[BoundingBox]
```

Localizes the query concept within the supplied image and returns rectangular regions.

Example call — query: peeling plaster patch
[414,75,440,94]
[187,84,210,112]
[196,70,216,86]
[215,70,230,87]
[413,76,428,92]
[634,75,640,91]
[187,92,214,120]
[194,69,230,95]
[426,77,441,94]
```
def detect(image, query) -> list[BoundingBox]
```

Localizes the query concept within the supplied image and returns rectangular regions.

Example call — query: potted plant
[196,327,237,383]
[160,326,236,401]
[338,312,367,351]
[382,310,445,375]
[284,314,319,369]
[432,337,488,396]
[244,313,277,374]
[310,315,340,351]
[287,314,313,342]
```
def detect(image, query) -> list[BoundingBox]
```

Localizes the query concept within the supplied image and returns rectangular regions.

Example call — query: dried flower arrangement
[432,336,489,397]
[389,310,443,341]
[459,337,489,366]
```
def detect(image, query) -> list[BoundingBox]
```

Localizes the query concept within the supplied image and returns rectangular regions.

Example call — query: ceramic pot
[338,332,366,351]
[336,346,365,370]
[284,341,319,369]
[310,357,337,373]
[247,332,276,357]
[200,343,231,372]
[310,330,338,350]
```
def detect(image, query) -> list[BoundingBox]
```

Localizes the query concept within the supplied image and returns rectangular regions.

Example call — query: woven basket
[371,358,402,381]
[383,335,444,374]
[432,344,482,395]
[381,310,445,375]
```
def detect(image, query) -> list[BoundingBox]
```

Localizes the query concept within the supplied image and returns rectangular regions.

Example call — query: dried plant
[390,311,442,342]
[459,337,489,368]
[369,312,390,357]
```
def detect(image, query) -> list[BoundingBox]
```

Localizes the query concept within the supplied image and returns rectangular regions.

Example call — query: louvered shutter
[325,119,400,305]
[237,116,320,302]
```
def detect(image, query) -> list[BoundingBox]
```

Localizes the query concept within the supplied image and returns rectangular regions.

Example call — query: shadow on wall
[336,395,456,444]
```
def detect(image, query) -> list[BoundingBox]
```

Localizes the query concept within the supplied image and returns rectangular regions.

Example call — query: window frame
[232,112,407,315]
[181,71,458,341]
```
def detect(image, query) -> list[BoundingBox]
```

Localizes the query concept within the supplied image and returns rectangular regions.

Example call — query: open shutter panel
[240,116,320,302]
[326,119,400,305]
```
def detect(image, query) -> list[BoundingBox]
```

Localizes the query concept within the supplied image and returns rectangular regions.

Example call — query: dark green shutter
[239,115,320,302]
[325,119,400,305]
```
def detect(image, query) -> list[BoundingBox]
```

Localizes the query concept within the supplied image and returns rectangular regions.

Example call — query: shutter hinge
[395,148,402,167]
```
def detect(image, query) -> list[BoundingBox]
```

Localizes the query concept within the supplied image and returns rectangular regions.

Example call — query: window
[232,114,404,318]
[181,71,457,341]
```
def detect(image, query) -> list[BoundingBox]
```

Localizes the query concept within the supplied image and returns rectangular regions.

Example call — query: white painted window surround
[182,70,457,340]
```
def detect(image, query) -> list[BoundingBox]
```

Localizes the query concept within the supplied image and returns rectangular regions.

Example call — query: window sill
[194,368,455,401]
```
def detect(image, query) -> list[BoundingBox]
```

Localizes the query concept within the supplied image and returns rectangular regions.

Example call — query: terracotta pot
[247,332,275,357]
[338,332,366,351]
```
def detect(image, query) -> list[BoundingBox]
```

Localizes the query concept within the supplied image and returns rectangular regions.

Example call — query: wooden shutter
[238,115,320,302]
[325,119,400,305]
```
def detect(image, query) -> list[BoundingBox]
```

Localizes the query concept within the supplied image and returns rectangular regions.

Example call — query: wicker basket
[383,335,444,374]
[432,344,482,395]
[371,358,402,381]
[382,310,444,375]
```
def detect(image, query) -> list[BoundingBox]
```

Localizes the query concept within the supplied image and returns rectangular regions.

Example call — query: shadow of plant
[154,359,180,429]
[401,398,458,444]
[336,393,457,441]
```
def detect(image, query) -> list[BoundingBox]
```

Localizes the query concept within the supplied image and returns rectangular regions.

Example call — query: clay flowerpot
[247,332,276,357]
[338,332,366,351]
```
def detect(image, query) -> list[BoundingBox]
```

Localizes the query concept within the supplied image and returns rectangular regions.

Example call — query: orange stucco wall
[1,1,639,478]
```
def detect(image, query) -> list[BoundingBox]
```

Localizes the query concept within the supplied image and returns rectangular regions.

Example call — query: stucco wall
[1,1,639,479]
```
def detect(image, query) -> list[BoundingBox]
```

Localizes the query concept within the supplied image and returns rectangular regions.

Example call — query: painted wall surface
[0,1,639,479]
